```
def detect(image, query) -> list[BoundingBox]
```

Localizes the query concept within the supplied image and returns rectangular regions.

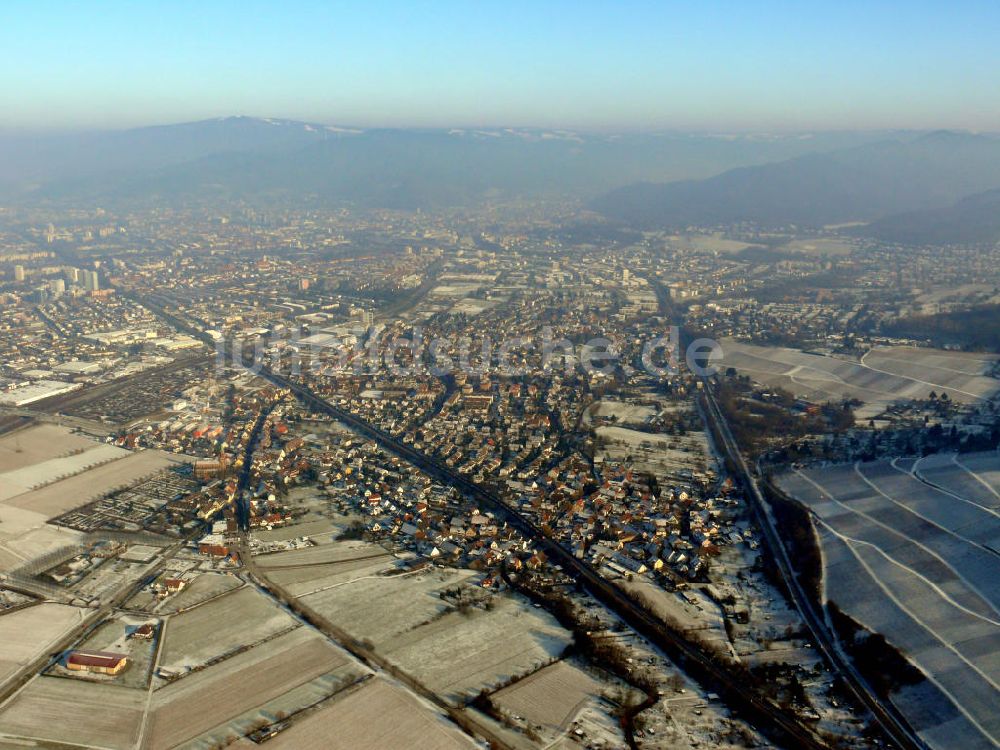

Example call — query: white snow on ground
[716,340,1000,418]
[777,451,1000,749]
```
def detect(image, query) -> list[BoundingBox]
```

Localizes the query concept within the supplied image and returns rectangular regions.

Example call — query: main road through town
[133,290,907,750]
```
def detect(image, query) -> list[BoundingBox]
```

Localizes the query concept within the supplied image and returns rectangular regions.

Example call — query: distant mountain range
[856,187,1000,245]
[591,131,1000,243]
[3,118,998,244]
[0,117,888,209]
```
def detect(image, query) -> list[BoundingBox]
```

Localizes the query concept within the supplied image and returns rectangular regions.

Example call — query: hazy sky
[3,0,999,132]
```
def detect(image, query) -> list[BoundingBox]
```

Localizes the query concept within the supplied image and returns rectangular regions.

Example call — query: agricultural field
[777,450,1000,750]
[0,425,142,571]
[152,572,242,614]
[667,233,753,255]
[0,677,144,750]
[0,603,88,688]
[595,424,712,481]
[779,237,856,256]
[262,555,398,596]
[491,660,604,733]
[289,558,572,705]
[298,564,480,645]
[0,503,84,573]
[382,594,572,704]
[0,443,128,501]
[0,424,97,473]
[147,627,362,749]
[716,339,1000,417]
[256,538,389,568]
[157,585,299,673]
[256,539,401,597]
[914,283,1000,307]
[266,676,478,750]
[1,448,189,519]
[252,513,345,545]
[587,399,658,426]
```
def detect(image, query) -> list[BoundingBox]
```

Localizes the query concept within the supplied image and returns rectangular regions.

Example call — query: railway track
[699,378,927,750]
[130,292,850,750]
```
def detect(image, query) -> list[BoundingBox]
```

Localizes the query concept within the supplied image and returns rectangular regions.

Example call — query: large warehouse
[65,650,129,675]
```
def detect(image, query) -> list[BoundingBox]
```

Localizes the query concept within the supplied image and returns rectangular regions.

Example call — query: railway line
[131,291,851,750]
[699,378,927,750]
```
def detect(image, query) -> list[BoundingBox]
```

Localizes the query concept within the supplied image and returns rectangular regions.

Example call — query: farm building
[66,651,129,675]
[130,623,156,640]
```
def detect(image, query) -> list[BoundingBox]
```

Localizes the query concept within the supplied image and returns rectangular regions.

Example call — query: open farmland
[256,538,389,568]
[158,585,299,672]
[0,443,129,501]
[0,677,144,750]
[152,572,241,614]
[0,449,189,519]
[262,555,398,595]
[491,660,604,732]
[290,560,571,704]
[667,233,753,255]
[0,603,88,688]
[779,237,856,256]
[0,503,85,573]
[716,339,1000,417]
[148,628,361,749]
[587,399,658,426]
[256,539,401,597]
[777,450,1000,749]
[0,424,97,473]
[298,565,480,645]
[266,676,477,750]
[595,424,712,480]
[251,514,345,544]
[383,595,572,704]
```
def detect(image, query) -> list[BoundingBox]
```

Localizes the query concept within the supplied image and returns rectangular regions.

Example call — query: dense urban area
[0,201,998,750]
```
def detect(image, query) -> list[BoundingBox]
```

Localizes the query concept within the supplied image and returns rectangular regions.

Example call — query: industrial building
[66,650,129,676]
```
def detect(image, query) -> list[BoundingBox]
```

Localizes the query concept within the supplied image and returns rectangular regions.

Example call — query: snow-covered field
[588,399,658,426]
[266,676,478,750]
[1,449,187,518]
[149,627,361,749]
[0,424,97,472]
[0,603,89,688]
[293,559,571,705]
[158,586,299,672]
[595,425,711,480]
[777,451,1000,749]
[257,539,403,597]
[384,595,571,704]
[299,565,479,646]
[251,513,345,545]
[0,443,128,500]
[716,339,999,416]
[153,572,242,614]
[0,503,84,573]
[0,677,145,750]
[491,659,603,733]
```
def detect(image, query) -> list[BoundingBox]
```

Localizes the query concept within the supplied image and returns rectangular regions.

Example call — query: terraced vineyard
[778,451,1000,749]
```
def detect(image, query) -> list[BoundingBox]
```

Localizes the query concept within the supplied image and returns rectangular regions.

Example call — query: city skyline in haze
[3,0,1000,133]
